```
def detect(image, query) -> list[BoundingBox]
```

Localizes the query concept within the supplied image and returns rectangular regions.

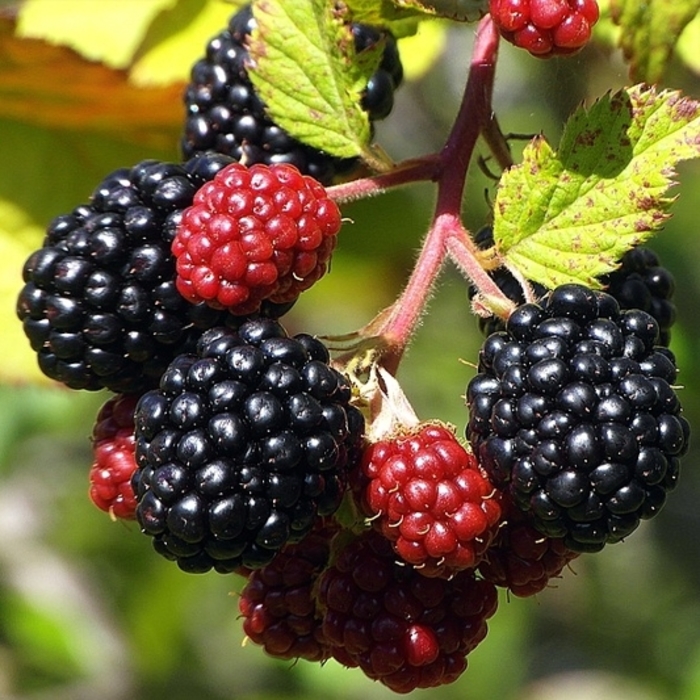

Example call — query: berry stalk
[367,16,513,373]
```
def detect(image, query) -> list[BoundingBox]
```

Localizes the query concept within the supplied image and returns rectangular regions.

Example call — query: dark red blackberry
[469,230,676,347]
[466,284,690,553]
[477,495,579,597]
[131,319,365,574]
[180,4,403,184]
[318,530,498,693]
[238,523,336,661]
[16,153,296,393]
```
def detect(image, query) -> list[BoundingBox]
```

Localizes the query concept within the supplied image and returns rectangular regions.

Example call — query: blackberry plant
[9,0,700,695]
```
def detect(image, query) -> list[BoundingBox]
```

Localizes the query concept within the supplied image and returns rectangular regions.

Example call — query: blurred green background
[2,2,700,699]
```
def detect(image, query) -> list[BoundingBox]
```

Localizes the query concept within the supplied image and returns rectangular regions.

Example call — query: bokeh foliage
[2,2,700,699]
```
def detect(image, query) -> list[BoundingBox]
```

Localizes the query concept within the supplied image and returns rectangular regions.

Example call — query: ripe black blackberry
[131,319,365,574]
[466,284,689,553]
[469,228,676,346]
[601,246,676,346]
[16,153,296,393]
[181,4,403,185]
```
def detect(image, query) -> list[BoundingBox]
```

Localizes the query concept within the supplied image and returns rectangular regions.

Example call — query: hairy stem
[374,16,512,374]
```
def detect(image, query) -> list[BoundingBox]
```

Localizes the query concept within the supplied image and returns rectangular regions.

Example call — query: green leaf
[493,85,700,290]
[393,0,488,22]
[343,0,422,36]
[247,0,373,161]
[17,0,176,69]
[610,0,700,83]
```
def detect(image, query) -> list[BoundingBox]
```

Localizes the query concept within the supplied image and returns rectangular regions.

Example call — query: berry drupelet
[466,284,689,553]
[16,153,296,393]
[131,319,365,574]
[180,4,403,184]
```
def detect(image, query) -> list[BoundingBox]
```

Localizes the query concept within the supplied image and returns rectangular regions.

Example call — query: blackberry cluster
[467,284,689,553]
[181,4,403,184]
[132,319,364,573]
[16,153,296,393]
[469,227,676,346]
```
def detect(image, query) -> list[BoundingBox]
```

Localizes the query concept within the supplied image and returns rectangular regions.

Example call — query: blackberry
[466,284,690,553]
[469,229,676,346]
[601,246,676,346]
[16,153,296,393]
[131,319,365,574]
[180,4,403,184]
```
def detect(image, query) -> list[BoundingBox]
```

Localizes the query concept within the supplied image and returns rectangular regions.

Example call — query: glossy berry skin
[489,0,600,57]
[238,524,336,661]
[172,163,341,315]
[16,153,295,393]
[181,4,403,184]
[467,284,690,553]
[132,319,365,574]
[477,496,578,596]
[354,423,502,578]
[89,393,140,520]
[318,530,498,693]
[601,246,676,346]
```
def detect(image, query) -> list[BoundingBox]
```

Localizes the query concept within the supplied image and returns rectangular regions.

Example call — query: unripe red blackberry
[354,423,502,578]
[171,162,341,315]
[318,530,498,693]
[132,319,365,573]
[181,4,403,184]
[467,284,689,553]
[489,0,600,57]
[238,523,336,661]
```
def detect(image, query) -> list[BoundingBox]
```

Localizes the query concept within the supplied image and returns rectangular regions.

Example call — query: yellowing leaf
[17,0,175,69]
[0,200,51,385]
[610,0,700,83]
[129,0,244,87]
[493,85,700,289]
[397,19,446,81]
[0,18,183,150]
[394,0,488,22]
[676,11,700,75]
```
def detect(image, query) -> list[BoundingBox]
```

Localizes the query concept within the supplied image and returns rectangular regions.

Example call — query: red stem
[374,16,512,374]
